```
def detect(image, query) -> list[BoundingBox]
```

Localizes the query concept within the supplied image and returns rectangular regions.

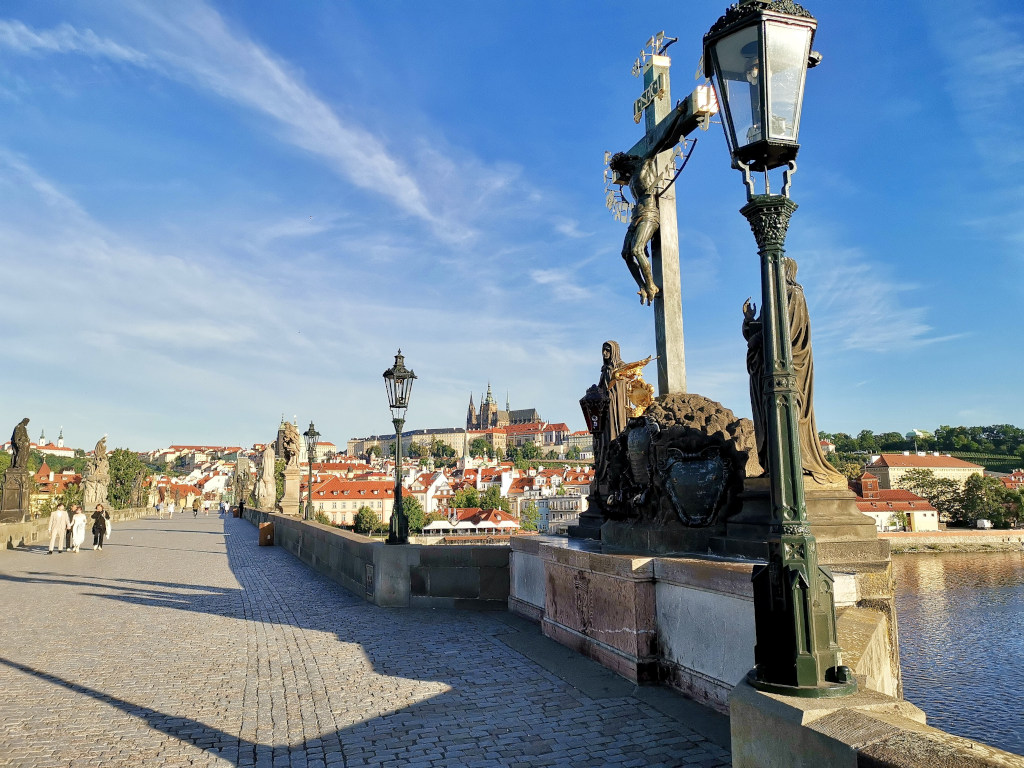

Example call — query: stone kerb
[1,506,151,549]
[240,510,509,609]
[730,679,1024,768]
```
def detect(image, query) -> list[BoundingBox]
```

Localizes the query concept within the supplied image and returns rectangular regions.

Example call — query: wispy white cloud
[0,19,145,63]
[553,217,591,239]
[788,224,961,352]
[530,267,593,301]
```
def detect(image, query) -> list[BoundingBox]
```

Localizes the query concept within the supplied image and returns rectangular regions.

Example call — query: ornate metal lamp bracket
[781,161,797,199]
[733,158,755,201]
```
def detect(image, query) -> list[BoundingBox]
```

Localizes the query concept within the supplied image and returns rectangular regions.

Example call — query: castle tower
[57,427,64,448]
[467,394,476,430]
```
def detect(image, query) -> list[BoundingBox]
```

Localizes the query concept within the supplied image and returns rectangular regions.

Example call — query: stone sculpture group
[590,256,839,541]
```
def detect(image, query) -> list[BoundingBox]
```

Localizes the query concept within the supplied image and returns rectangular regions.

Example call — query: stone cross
[608,33,717,396]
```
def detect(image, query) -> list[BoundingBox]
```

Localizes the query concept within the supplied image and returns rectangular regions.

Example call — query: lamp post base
[746,668,857,699]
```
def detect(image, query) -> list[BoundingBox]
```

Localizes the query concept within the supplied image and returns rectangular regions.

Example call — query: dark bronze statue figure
[10,418,30,470]
[743,257,844,486]
[609,102,695,305]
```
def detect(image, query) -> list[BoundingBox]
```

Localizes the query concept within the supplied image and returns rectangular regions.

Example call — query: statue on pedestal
[743,257,845,487]
[1,418,32,520]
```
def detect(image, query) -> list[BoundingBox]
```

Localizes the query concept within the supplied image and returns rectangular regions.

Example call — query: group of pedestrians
[47,503,111,554]
[154,498,214,518]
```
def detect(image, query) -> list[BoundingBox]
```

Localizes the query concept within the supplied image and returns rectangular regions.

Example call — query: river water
[892,551,1024,755]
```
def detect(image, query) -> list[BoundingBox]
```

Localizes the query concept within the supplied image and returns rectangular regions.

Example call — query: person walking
[47,504,71,554]
[91,504,110,550]
[64,504,75,550]
[70,506,87,552]
[192,498,201,518]
[203,499,211,516]
[167,501,175,517]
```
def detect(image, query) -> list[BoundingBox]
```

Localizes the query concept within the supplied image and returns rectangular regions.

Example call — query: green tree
[520,442,540,460]
[108,449,151,510]
[961,475,1016,528]
[367,444,383,459]
[313,510,331,525]
[451,486,480,509]
[60,481,84,510]
[480,485,511,513]
[519,501,539,531]
[401,495,426,532]
[354,506,381,535]
[895,469,963,524]
[566,445,582,460]
[275,458,286,503]
[0,452,10,475]
[469,438,490,458]
[430,439,455,458]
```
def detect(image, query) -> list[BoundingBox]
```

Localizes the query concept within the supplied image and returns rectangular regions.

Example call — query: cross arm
[626,85,717,159]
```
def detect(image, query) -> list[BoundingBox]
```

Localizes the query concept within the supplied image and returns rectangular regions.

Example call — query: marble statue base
[281,467,301,516]
[0,468,31,522]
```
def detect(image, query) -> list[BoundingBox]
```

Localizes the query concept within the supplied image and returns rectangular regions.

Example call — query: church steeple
[506,391,511,413]
[466,393,476,429]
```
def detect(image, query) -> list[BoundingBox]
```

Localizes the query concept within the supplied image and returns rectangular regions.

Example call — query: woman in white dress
[70,505,87,552]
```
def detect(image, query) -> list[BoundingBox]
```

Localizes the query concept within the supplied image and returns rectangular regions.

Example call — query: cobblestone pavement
[0,514,730,767]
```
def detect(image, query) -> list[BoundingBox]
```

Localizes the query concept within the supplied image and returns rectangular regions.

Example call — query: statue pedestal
[281,468,301,516]
[602,519,725,555]
[709,478,890,573]
[0,468,31,522]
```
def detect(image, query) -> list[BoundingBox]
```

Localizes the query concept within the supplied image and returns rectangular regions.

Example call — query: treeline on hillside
[819,424,1024,458]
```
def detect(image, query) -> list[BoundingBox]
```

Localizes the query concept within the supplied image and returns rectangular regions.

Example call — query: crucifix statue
[606,32,717,396]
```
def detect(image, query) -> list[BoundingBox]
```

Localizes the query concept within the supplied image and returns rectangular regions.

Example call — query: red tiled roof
[868,454,983,470]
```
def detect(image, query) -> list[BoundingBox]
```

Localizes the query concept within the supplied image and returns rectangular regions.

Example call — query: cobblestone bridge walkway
[0,514,730,767]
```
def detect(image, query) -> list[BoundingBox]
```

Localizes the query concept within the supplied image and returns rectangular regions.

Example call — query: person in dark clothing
[91,504,110,550]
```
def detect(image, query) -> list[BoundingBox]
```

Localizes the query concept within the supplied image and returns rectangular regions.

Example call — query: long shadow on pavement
[0,515,730,767]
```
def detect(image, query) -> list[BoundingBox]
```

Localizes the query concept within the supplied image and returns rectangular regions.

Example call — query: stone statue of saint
[82,435,111,509]
[281,422,301,471]
[609,103,697,305]
[234,456,252,503]
[10,418,30,470]
[256,445,276,509]
[743,258,845,486]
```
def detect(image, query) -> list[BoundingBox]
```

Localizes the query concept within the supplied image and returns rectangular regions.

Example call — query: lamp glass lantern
[303,421,320,463]
[704,2,817,172]
[383,349,417,421]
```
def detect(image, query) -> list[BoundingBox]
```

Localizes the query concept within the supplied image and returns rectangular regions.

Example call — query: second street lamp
[383,349,416,545]
[303,421,320,520]
[704,0,855,697]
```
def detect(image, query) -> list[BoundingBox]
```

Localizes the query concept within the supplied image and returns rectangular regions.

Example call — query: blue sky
[0,0,1020,452]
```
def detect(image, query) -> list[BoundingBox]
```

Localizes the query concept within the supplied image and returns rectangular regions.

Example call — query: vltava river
[892,551,1024,755]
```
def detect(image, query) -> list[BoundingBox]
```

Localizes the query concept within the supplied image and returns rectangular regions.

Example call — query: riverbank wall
[883,530,1024,553]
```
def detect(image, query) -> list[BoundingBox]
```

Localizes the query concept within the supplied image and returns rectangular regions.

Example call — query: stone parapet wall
[510,536,894,713]
[241,509,509,609]
[1,507,151,549]
[882,530,1024,553]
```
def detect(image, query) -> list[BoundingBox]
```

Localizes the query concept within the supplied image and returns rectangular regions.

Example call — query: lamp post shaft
[388,417,408,544]
[306,460,313,520]
[741,194,854,695]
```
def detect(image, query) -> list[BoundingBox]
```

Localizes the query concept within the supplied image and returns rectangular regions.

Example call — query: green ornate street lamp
[704,0,855,697]
[383,350,416,545]
[303,421,320,520]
